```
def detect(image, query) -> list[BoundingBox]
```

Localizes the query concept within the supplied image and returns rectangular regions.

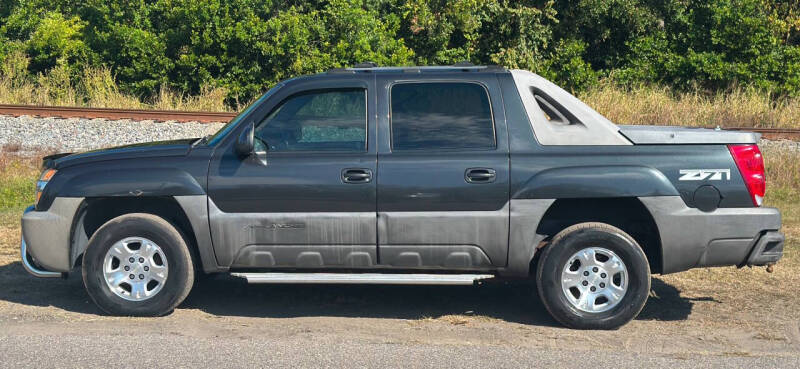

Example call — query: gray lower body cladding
[639,196,783,273]
[746,231,784,266]
[210,198,511,270]
[208,198,377,268]
[377,205,509,268]
[22,196,783,277]
[174,195,221,273]
[21,197,84,272]
[22,196,222,274]
[502,199,553,276]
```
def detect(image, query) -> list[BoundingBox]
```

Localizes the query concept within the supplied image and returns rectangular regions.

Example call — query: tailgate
[619,125,760,144]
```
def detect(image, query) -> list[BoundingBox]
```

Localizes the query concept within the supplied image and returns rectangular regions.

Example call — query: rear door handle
[465,168,496,183]
[342,168,372,184]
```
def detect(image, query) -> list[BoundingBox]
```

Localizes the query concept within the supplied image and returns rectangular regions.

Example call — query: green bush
[1,0,800,105]
[26,12,91,75]
[617,0,800,94]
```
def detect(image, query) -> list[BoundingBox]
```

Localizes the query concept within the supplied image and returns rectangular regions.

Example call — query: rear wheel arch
[535,222,651,329]
[531,197,663,274]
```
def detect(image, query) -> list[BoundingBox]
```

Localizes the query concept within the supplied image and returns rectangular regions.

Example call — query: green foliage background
[2,0,800,105]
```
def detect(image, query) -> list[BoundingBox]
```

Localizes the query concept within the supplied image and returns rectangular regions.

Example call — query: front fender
[39,168,205,210]
[59,168,204,197]
[37,165,206,211]
[513,165,679,199]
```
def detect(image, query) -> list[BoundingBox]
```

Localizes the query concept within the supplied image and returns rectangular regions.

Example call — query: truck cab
[22,65,784,329]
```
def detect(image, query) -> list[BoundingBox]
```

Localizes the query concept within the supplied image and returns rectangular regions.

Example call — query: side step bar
[230,272,495,285]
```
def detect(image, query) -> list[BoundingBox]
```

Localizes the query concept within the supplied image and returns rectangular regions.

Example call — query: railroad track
[724,127,800,141]
[1,104,799,140]
[0,104,236,123]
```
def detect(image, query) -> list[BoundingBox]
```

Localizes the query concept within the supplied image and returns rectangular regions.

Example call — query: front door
[207,79,378,268]
[376,77,510,269]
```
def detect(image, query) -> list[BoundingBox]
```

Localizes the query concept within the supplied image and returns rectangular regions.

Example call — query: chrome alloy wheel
[560,247,628,313]
[103,237,168,301]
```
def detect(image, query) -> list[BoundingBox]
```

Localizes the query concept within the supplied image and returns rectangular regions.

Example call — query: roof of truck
[326,63,507,75]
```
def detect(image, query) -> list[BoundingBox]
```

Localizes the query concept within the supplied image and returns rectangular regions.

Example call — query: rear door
[207,76,378,268]
[376,75,510,269]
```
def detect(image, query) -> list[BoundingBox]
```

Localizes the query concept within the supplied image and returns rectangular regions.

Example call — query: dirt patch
[0,253,798,359]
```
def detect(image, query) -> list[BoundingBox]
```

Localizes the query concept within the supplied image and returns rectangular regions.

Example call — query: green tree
[619,0,800,94]
[3,0,800,103]
[26,12,92,74]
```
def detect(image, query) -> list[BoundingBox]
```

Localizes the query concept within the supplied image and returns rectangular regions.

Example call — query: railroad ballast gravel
[0,115,224,153]
[0,114,797,154]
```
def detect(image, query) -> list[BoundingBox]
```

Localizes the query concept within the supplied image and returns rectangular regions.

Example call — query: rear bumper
[20,198,84,276]
[639,196,783,274]
[746,231,784,266]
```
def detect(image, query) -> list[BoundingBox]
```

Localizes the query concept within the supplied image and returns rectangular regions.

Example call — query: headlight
[35,169,57,206]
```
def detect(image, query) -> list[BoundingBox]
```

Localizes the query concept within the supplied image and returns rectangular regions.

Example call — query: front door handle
[465,168,496,183]
[342,168,372,184]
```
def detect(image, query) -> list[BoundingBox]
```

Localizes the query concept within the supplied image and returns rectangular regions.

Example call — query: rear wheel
[536,222,650,329]
[82,213,194,316]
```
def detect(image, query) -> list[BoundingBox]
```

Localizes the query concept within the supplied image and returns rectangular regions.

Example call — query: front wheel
[536,222,650,329]
[82,213,194,316]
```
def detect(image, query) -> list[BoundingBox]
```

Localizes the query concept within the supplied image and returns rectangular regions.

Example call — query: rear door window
[390,82,495,151]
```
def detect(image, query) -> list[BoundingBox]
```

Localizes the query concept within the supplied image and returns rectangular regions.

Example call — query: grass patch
[762,145,800,191]
[0,154,39,263]
[0,154,38,214]
[581,81,800,129]
[0,51,234,112]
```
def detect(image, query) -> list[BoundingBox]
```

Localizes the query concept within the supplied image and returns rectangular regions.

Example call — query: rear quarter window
[390,82,495,151]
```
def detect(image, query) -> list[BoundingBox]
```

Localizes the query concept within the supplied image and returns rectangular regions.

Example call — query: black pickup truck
[21,65,784,329]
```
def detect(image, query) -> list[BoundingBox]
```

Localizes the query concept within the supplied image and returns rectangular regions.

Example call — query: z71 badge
[678,169,731,181]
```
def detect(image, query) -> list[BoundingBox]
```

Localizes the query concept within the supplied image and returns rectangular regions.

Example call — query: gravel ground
[0,114,797,154]
[0,115,224,153]
[762,138,800,152]
[0,116,800,152]
[3,331,797,369]
[0,272,797,368]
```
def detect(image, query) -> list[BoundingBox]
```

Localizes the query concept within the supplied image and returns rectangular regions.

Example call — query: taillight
[728,144,765,206]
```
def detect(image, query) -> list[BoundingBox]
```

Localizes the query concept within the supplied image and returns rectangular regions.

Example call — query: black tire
[536,222,650,330]
[82,213,194,316]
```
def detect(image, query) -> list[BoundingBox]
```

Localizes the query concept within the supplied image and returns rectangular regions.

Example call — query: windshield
[207,83,284,146]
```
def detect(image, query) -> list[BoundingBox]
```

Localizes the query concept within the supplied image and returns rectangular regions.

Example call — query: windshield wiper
[193,135,211,146]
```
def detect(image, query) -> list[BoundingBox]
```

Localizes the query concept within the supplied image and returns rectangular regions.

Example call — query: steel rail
[0,104,236,123]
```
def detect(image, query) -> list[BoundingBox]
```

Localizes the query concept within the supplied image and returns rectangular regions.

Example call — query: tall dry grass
[0,51,231,112]
[4,50,800,127]
[580,80,800,129]
[761,145,800,198]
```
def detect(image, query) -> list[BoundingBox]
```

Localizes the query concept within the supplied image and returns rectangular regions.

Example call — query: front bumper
[20,205,61,277]
[640,196,784,274]
[20,198,84,276]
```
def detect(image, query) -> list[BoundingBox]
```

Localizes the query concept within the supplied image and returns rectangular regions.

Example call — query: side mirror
[235,122,255,157]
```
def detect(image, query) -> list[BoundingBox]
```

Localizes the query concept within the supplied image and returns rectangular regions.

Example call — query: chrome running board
[230,272,495,285]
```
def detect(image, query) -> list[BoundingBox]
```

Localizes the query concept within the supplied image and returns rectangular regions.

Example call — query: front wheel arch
[81,213,195,316]
[70,197,201,271]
